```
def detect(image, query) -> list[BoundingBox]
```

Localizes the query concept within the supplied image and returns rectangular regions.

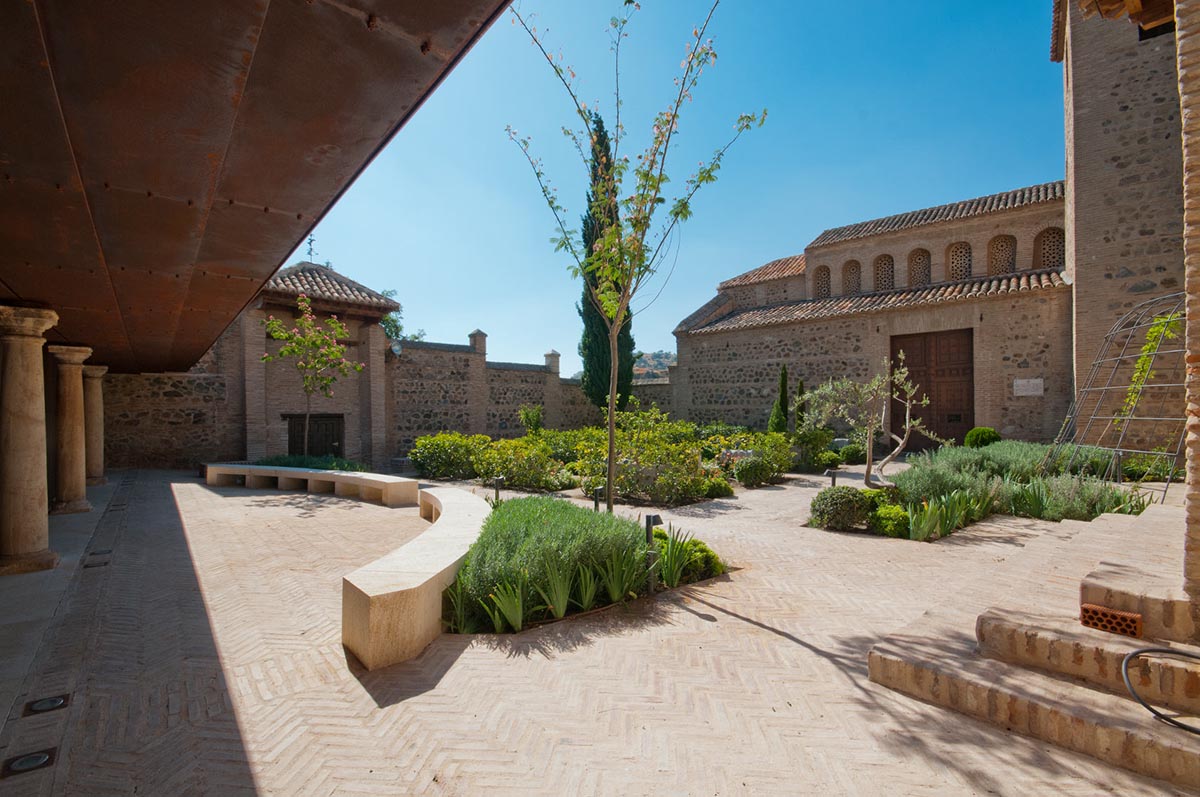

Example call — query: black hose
[1121,647,1200,734]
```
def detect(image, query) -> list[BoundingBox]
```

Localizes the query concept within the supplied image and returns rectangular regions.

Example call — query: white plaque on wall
[1013,378,1044,397]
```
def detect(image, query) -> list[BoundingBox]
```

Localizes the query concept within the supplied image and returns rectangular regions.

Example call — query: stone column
[1176,1,1200,636]
[47,345,92,515]
[0,306,59,575]
[83,365,108,485]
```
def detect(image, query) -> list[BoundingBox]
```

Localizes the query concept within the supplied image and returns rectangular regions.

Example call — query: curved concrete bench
[205,463,418,508]
[342,486,490,670]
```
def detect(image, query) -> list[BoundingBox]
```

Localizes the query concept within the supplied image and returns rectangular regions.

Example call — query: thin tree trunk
[863,418,876,486]
[304,393,311,458]
[606,323,619,513]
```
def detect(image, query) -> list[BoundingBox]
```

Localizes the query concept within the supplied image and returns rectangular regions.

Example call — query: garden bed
[442,496,725,634]
[808,440,1151,541]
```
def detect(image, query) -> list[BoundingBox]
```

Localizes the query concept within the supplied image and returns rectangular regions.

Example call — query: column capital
[83,364,109,379]
[47,344,92,365]
[0,305,57,338]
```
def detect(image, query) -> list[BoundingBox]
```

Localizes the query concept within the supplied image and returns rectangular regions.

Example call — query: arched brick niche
[843,260,862,295]
[946,241,972,280]
[812,265,831,299]
[988,234,1016,276]
[1033,226,1065,270]
[873,254,895,292]
[908,248,931,287]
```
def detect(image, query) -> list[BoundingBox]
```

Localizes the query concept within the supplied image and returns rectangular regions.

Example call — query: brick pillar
[242,309,267,460]
[543,350,562,429]
[83,365,108,485]
[360,324,388,471]
[47,345,92,515]
[0,307,59,575]
[467,330,488,435]
[1176,0,1200,636]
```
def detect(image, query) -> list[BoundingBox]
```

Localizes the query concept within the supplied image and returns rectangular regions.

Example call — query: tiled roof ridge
[263,261,400,312]
[719,254,807,290]
[689,267,1068,335]
[808,181,1065,249]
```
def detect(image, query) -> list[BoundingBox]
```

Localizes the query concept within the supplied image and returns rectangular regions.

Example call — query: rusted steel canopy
[0,0,509,373]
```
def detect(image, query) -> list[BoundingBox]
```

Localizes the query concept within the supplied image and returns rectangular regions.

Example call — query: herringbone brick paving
[0,470,1177,795]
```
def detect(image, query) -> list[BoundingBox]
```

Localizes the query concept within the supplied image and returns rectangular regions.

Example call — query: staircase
[869,505,1200,791]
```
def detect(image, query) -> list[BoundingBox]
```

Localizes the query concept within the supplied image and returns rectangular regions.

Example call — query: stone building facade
[104,263,600,470]
[634,8,1186,446]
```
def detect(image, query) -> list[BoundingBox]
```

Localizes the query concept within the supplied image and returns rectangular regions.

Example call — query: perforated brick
[1080,602,1143,638]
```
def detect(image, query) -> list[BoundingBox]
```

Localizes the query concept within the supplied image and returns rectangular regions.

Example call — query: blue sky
[291,0,1064,375]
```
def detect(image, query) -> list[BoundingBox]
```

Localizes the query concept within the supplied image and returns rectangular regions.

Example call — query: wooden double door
[890,329,974,449]
[287,413,345,457]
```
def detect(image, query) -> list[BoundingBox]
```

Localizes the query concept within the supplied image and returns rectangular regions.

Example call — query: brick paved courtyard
[0,471,1175,795]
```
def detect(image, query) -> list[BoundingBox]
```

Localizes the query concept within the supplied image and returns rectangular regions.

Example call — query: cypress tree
[578,113,635,410]
[768,364,788,433]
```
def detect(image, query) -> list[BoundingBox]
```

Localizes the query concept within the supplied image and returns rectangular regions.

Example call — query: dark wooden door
[287,414,344,457]
[890,329,974,449]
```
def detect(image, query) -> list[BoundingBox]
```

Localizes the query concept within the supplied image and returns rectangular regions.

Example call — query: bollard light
[644,514,663,595]
[593,485,605,512]
[824,468,838,486]
[494,475,505,504]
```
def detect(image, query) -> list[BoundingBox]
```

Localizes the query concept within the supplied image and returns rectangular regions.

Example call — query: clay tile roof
[807,181,1065,249]
[1051,0,1066,62]
[689,268,1068,335]
[263,262,399,312]
[718,254,806,290]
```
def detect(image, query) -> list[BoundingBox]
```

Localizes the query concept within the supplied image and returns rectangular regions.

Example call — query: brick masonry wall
[105,319,246,469]
[1065,5,1184,389]
[671,288,1073,441]
[805,201,1065,296]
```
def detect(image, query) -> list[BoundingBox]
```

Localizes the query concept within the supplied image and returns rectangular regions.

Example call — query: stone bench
[204,463,418,508]
[342,486,490,670]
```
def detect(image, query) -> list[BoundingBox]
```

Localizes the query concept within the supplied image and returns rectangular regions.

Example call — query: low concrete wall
[205,464,418,508]
[342,486,490,670]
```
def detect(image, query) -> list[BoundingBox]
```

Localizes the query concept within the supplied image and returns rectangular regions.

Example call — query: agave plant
[658,525,699,589]
[534,554,573,620]
[574,563,599,612]
[598,547,649,603]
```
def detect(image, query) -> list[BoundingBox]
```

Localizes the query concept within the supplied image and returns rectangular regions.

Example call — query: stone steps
[868,625,1200,790]
[869,505,1200,791]
[977,607,1200,716]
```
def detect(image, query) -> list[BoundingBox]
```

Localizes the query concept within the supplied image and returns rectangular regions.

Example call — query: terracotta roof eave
[259,289,399,314]
[689,268,1069,335]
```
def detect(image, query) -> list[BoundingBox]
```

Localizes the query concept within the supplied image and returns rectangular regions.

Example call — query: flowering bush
[409,432,491,479]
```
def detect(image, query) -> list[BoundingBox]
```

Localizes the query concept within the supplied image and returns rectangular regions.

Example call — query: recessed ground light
[23,694,69,716]
[1,748,56,778]
[83,561,108,569]
[89,549,112,556]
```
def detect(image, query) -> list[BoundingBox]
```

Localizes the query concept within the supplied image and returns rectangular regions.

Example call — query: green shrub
[734,456,773,488]
[809,486,871,531]
[455,497,648,631]
[410,432,491,479]
[652,527,725,583]
[868,504,909,538]
[472,437,573,492]
[575,434,710,505]
[518,403,544,434]
[703,477,735,499]
[861,487,901,511]
[812,450,841,470]
[1122,451,1183,483]
[254,454,367,472]
[964,426,1001,448]
[838,441,866,465]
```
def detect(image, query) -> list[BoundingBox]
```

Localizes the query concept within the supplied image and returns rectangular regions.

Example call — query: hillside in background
[633,350,676,379]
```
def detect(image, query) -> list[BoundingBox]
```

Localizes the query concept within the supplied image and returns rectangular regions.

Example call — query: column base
[0,549,59,576]
[50,499,91,515]
[86,476,107,486]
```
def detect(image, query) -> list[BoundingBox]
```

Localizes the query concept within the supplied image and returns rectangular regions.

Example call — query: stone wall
[1065,5,1184,387]
[559,379,603,429]
[486,364,552,438]
[386,341,484,455]
[631,379,674,415]
[670,287,1074,441]
[105,319,246,469]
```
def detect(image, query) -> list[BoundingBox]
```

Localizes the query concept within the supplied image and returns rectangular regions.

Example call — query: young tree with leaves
[578,112,635,410]
[509,1,765,511]
[262,294,364,457]
[800,353,943,485]
[767,364,788,433]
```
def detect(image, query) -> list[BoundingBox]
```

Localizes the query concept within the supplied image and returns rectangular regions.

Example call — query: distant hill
[633,350,676,379]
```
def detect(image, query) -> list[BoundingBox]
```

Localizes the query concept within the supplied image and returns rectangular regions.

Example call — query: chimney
[544,349,560,374]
